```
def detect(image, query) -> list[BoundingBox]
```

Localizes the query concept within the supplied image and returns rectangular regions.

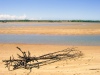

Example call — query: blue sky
[0,0,100,20]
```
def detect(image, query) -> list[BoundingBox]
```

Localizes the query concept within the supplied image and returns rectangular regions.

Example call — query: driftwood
[2,47,83,72]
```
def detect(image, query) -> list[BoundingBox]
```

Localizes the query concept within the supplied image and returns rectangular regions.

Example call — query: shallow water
[0,34,100,46]
[0,22,91,27]
[0,23,68,27]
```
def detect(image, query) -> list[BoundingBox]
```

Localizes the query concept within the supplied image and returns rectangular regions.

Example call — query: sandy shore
[0,22,100,75]
[0,22,100,35]
[0,44,100,75]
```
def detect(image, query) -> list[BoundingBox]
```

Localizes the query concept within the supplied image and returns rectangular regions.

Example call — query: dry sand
[0,22,100,35]
[0,44,100,75]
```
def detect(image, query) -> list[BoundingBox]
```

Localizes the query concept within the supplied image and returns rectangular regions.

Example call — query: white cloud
[0,14,27,20]
[29,17,42,20]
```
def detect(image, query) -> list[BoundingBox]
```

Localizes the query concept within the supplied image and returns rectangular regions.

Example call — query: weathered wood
[2,47,83,72]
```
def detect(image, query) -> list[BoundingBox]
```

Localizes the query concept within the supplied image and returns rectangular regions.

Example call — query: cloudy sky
[0,0,100,20]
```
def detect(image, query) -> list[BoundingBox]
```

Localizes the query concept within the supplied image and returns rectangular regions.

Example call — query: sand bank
[0,22,100,35]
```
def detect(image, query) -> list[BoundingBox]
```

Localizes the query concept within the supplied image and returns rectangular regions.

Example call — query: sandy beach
[0,22,100,75]
[0,22,100,35]
[0,44,100,75]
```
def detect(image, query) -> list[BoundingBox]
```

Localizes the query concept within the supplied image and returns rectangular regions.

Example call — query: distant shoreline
[0,20,100,23]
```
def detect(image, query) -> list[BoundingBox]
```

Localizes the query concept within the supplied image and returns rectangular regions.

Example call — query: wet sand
[0,44,100,75]
[0,22,100,35]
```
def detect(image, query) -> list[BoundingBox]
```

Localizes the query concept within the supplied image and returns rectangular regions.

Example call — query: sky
[0,0,100,20]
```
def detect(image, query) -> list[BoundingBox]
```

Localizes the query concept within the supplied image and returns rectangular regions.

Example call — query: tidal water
[0,22,92,27]
[0,34,100,46]
[0,23,67,27]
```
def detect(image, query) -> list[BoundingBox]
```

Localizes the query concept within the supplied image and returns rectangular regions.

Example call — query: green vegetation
[0,20,100,22]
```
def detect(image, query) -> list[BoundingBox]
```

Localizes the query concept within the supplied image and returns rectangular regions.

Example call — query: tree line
[0,20,100,22]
